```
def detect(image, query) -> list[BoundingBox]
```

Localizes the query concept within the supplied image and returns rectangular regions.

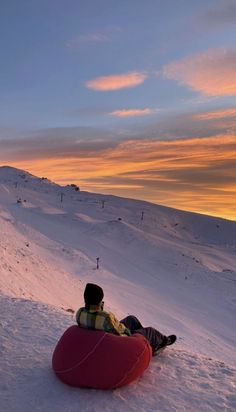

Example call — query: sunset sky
[0,1,236,220]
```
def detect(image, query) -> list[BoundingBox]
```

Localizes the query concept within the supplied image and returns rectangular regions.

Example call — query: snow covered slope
[0,166,236,411]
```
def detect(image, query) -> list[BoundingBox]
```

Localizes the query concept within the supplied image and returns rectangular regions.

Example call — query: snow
[0,166,236,411]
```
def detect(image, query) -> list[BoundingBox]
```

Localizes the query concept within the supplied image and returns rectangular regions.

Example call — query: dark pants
[120,315,166,354]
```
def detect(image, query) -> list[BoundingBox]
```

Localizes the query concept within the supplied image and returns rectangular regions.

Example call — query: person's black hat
[84,283,104,306]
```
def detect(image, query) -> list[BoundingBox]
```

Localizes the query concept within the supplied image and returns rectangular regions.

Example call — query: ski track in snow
[0,166,236,411]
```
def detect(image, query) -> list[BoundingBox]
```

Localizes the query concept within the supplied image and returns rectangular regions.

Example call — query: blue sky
[0,0,236,219]
[1,0,234,128]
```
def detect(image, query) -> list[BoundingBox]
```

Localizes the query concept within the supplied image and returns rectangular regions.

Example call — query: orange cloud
[9,134,236,220]
[85,71,147,91]
[109,108,158,117]
[163,48,236,96]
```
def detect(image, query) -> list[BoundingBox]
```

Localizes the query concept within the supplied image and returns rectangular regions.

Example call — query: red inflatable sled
[52,325,152,389]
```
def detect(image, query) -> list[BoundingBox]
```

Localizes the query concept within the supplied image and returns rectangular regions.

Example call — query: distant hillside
[0,165,236,411]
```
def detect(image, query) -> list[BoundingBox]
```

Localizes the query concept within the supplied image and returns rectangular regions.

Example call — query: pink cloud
[109,108,158,117]
[85,72,147,91]
[162,48,236,96]
[194,107,236,120]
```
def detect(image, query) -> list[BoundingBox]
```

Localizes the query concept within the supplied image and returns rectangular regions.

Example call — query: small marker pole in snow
[60,193,65,203]
[102,200,105,209]
[96,257,100,269]
[141,211,144,221]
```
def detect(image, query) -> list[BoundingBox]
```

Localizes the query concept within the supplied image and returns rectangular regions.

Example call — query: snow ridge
[0,166,236,411]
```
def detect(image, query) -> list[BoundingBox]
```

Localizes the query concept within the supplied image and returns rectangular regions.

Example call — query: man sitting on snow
[76,283,176,355]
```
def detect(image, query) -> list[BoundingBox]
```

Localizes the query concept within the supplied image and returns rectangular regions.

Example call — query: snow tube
[52,325,152,389]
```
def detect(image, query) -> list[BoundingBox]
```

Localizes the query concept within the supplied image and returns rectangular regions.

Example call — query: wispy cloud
[109,108,158,117]
[66,26,122,48]
[5,134,236,220]
[162,48,236,97]
[1,103,236,220]
[85,72,148,91]
[128,107,236,141]
[1,105,235,163]
[202,1,236,27]
[193,107,236,121]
